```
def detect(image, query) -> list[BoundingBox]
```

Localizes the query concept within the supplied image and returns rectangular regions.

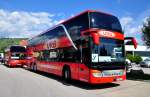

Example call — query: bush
[126,54,142,64]
[133,54,143,64]
[126,54,134,62]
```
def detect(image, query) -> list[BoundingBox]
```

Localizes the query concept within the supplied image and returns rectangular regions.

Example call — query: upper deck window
[63,12,89,41]
[10,46,26,52]
[90,12,122,33]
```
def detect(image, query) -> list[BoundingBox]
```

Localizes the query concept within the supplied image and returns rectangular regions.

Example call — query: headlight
[92,70,124,77]
[92,70,102,77]
[92,72,103,77]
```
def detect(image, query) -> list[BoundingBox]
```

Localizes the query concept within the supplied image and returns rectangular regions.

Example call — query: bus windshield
[90,12,122,33]
[10,46,26,52]
[11,53,26,60]
[91,38,125,63]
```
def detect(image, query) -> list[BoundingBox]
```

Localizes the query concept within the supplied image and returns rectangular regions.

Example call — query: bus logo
[99,30,115,38]
[46,40,57,49]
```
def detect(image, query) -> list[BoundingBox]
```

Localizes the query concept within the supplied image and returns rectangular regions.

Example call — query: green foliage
[0,38,27,52]
[126,54,142,64]
[133,54,143,64]
[127,54,134,62]
[142,16,150,47]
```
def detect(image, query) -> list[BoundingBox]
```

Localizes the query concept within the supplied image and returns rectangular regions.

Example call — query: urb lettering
[47,40,56,49]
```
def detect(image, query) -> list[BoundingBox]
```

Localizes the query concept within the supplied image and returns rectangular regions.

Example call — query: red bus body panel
[26,10,127,84]
[4,46,27,67]
[8,59,26,67]
[89,69,126,84]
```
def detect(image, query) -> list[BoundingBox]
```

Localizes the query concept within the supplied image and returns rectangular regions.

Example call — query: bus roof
[28,10,113,41]
[5,45,26,52]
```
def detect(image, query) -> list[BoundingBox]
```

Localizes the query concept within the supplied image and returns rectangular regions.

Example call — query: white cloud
[119,16,143,45]
[120,17,133,27]
[120,16,142,35]
[0,9,62,38]
[120,6,150,36]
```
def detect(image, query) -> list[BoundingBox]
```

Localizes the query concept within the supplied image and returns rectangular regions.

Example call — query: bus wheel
[33,64,37,72]
[30,63,34,70]
[8,64,11,68]
[63,67,71,82]
[7,62,10,67]
[4,61,7,66]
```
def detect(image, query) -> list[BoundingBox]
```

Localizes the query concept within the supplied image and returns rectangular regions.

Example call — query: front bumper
[89,69,126,84]
[8,60,26,67]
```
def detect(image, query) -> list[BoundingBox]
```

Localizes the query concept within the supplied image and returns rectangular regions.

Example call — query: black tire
[21,64,24,68]
[130,69,133,74]
[63,68,71,82]
[7,63,11,68]
[6,61,10,67]
[139,70,144,75]
[3,61,6,65]
[30,63,34,70]
[33,64,37,72]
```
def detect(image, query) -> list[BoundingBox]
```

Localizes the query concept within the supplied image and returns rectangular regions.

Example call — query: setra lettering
[99,30,115,38]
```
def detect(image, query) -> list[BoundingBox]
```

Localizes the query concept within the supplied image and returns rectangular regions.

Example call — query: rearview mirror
[125,37,137,49]
[91,33,100,45]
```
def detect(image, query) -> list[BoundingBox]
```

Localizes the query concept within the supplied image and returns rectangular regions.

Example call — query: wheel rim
[65,70,68,79]
[31,64,33,70]
[34,65,37,71]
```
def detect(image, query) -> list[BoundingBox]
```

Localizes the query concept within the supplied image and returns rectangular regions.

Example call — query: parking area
[141,67,150,74]
[0,64,150,97]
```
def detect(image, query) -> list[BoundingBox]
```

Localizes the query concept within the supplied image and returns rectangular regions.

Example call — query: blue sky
[0,0,150,44]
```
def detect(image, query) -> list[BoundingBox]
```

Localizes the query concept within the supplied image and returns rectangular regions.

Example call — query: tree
[126,54,134,62]
[142,16,150,47]
[126,54,142,64]
[0,38,27,52]
[133,54,143,64]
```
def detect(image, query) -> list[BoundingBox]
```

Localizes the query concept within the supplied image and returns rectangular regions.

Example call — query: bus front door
[79,47,90,82]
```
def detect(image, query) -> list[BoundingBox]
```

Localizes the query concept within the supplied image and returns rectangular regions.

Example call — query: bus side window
[49,50,57,62]
[37,52,41,60]
[39,51,44,61]
[82,47,91,65]
[59,47,81,63]
[73,50,81,63]
[58,49,64,62]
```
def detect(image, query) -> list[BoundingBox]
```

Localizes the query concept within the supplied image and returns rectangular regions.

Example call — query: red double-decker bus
[4,45,27,67]
[26,10,137,84]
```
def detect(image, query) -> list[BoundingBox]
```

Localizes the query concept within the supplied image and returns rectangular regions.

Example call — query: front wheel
[30,63,34,70]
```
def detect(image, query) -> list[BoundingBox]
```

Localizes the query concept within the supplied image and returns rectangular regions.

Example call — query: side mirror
[81,29,100,45]
[132,38,137,49]
[91,33,100,45]
[125,37,137,49]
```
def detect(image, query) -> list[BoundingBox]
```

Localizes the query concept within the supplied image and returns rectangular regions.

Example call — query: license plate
[102,70,123,77]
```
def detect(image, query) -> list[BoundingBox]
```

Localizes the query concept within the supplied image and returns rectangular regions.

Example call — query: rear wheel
[33,64,37,72]
[63,68,71,82]
[7,63,11,68]
[30,63,34,70]
[5,61,8,66]
[7,61,10,67]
